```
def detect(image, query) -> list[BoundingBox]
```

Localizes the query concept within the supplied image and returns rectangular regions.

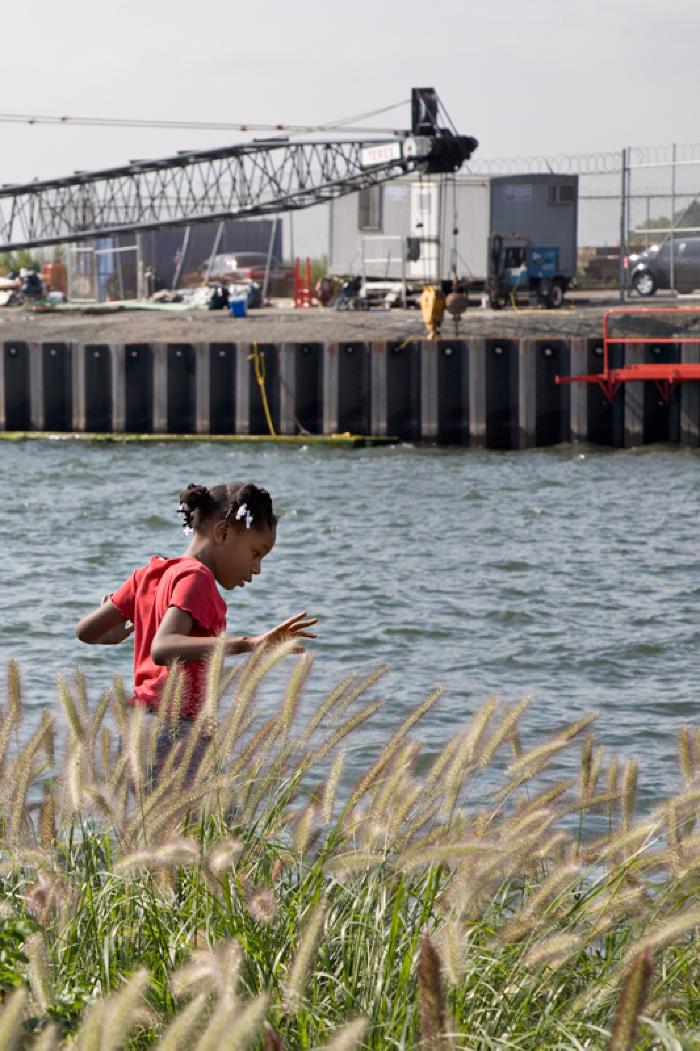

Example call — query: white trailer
[327,171,578,300]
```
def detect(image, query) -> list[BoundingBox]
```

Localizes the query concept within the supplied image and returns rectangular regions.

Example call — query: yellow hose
[248,343,276,436]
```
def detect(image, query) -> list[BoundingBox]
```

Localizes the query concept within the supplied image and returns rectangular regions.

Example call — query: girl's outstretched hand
[250,611,318,654]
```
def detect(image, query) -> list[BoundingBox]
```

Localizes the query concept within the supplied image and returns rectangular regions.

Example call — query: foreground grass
[0,647,698,1049]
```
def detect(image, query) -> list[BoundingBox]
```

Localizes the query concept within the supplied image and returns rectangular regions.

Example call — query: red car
[204,252,294,294]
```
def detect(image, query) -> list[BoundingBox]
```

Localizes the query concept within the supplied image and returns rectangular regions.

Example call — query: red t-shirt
[111,556,227,719]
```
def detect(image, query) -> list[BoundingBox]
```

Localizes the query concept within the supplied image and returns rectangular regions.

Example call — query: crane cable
[0,100,410,137]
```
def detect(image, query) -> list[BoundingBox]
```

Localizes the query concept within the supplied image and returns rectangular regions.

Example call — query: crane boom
[0,128,477,251]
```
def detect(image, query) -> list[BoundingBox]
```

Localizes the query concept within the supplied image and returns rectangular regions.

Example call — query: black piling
[3,343,31,430]
[124,344,153,433]
[84,345,113,432]
[209,344,236,434]
[43,343,72,431]
[485,339,518,450]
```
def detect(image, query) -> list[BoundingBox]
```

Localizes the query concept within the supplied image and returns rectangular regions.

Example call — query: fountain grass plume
[678,726,694,786]
[8,709,53,845]
[283,897,328,1012]
[607,949,653,1051]
[426,696,497,806]
[100,968,152,1051]
[319,1018,367,1051]
[478,696,531,770]
[505,711,599,784]
[322,749,345,826]
[621,757,639,832]
[0,658,698,1048]
[29,1025,59,1051]
[417,929,448,1050]
[154,992,208,1051]
[26,931,53,1013]
[0,987,27,1051]
[522,931,583,969]
[345,687,444,811]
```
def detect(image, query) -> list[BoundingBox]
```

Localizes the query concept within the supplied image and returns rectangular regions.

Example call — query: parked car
[627,237,700,296]
[203,252,294,295]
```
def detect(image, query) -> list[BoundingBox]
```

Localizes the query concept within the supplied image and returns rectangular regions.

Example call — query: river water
[2,439,699,810]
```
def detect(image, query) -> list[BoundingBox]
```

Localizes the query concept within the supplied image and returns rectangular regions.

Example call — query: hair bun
[180,483,210,510]
[177,483,212,530]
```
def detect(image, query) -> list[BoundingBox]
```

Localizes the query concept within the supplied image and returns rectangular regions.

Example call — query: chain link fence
[467,144,700,299]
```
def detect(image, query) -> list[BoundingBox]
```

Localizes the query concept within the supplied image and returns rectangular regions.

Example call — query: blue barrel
[229,298,247,318]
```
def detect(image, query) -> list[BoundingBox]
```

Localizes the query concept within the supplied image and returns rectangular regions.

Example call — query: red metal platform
[555,307,700,403]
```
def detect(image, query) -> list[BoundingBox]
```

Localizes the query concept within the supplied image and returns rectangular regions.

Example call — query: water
[1,438,699,810]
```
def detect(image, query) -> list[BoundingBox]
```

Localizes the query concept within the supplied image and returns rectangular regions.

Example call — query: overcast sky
[3,0,699,254]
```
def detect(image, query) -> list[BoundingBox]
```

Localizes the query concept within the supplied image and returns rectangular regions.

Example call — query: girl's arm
[151,607,252,664]
[151,608,318,665]
[76,597,134,645]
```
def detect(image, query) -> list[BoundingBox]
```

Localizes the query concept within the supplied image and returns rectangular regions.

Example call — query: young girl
[76,481,317,723]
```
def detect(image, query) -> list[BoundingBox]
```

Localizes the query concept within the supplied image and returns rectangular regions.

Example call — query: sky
[2,0,699,255]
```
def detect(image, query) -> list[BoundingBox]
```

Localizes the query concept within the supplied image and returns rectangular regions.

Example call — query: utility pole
[618,147,627,304]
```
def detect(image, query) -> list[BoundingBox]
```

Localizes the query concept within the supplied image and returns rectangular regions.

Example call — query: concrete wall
[1,338,697,449]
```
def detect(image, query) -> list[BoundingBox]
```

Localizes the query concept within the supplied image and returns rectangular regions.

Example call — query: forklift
[487,233,569,309]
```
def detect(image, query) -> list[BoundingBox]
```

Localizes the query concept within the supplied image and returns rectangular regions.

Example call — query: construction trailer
[327,171,578,302]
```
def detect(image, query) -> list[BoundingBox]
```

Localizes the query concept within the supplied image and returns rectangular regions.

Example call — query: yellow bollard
[421,285,446,340]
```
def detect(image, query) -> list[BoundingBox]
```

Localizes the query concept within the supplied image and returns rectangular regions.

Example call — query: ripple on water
[489,559,534,574]
[0,441,698,804]
[143,515,171,528]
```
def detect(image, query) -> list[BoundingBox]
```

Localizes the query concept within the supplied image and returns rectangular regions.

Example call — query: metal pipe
[206,221,224,284]
[670,143,677,292]
[171,226,190,290]
[262,215,278,304]
[619,147,627,304]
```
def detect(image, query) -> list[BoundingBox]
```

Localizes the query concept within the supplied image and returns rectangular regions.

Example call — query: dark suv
[628,237,700,296]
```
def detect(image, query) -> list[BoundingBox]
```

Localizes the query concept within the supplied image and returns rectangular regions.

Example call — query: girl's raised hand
[76,596,134,646]
[95,595,135,645]
[250,611,318,654]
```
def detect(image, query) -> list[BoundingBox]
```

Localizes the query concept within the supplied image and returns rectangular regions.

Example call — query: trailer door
[407,182,439,282]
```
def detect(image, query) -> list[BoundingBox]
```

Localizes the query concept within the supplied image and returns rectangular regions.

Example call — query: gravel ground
[0,295,623,345]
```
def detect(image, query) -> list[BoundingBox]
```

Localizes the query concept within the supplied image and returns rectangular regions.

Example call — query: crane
[0,89,477,252]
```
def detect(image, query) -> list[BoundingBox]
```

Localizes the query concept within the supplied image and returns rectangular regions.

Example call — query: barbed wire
[465,142,700,176]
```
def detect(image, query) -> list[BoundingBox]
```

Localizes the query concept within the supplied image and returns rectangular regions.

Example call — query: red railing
[555,307,700,403]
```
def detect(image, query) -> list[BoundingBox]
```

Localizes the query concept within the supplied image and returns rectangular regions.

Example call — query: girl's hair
[177,481,277,533]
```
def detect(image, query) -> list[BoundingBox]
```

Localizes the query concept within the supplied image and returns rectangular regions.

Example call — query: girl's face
[214,521,276,591]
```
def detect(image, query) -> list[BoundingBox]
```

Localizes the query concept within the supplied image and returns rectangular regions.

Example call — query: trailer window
[358,186,382,231]
[549,184,575,205]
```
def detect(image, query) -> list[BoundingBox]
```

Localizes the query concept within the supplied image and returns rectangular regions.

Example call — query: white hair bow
[235,503,254,530]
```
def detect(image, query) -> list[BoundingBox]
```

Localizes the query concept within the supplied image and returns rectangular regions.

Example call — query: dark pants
[139,711,214,789]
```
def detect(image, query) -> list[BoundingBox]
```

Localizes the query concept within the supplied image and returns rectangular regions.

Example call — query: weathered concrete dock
[1,336,698,448]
